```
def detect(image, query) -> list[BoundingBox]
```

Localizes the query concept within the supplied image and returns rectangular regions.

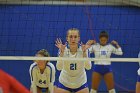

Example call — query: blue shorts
[37,86,48,93]
[57,81,88,92]
[93,65,112,75]
[137,75,140,82]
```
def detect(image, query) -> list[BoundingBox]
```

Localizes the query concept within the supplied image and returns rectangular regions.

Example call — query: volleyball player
[89,31,123,93]
[55,28,92,93]
[29,49,55,93]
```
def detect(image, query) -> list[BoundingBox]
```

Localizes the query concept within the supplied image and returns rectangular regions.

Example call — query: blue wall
[0,5,140,92]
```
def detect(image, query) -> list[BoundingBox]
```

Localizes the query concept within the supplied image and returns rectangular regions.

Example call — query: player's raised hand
[55,38,66,54]
[81,42,91,52]
[111,40,120,48]
[86,40,96,45]
[111,40,118,45]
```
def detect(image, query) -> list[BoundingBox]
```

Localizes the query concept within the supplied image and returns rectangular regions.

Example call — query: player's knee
[90,89,97,93]
[107,85,114,91]
[92,83,99,90]
[109,89,116,93]
[106,82,115,90]
[91,87,98,91]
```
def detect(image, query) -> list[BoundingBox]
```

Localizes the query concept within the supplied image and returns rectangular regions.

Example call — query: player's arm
[55,38,66,57]
[84,49,92,70]
[55,38,66,70]
[87,40,96,53]
[30,68,37,93]
[111,40,123,55]
[48,63,56,93]
[81,41,93,70]
[56,49,65,70]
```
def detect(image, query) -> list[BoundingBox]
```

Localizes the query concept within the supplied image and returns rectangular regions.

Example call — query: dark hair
[36,49,50,57]
[99,31,109,39]
[66,28,80,37]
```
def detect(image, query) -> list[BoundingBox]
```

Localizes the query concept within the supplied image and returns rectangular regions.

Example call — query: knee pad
[90,89,97,93]
[138,68,140,75]
[109,89,116,93]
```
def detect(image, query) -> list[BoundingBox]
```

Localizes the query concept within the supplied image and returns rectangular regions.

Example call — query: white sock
[109,89,116,93]
[90,89,97,93]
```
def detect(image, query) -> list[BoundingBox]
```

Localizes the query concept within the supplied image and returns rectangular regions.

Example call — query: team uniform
[56,46,91,92]
[137,52,140,82]
[89,43,123,75]
[0,69,30,93]
[29,62,55,93]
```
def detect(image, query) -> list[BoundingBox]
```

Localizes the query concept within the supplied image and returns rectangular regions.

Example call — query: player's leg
[136,75,140,93]
[103,65,116,93]
[76,87,89,93]
[75,83,89,93]
[136,82,140,93]
[90,72,102,93]
[55,82,71,93]
[53,86,57,93]
[55,88,70,93]
[104,72,116,93]
[90,65,103,93]
[37,87,42,93]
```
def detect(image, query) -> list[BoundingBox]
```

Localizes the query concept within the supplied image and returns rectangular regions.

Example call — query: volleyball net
[0,56,139,62]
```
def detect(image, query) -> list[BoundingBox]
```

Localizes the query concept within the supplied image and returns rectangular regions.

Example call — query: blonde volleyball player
[29,49,55,93]
[55,28,92,93]
[136,51,140,93]
[89,31,123,93]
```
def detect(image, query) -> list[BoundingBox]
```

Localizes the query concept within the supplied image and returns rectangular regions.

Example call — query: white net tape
[0,0,140,7]
[0,56,139,62]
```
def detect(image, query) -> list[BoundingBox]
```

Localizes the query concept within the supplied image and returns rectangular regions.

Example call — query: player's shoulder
[29,63,37,71]
[95,43,100,46]
[92,43,100,46]
[46,62,55,70]
[91,43,100,48]
[107,43,114,48]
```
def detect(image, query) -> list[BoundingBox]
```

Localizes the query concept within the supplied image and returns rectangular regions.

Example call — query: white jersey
[138,52,140,66]
[138,52,140,75]
[89,43,123,65]
[29,62,55,93]
[56,46,91,89]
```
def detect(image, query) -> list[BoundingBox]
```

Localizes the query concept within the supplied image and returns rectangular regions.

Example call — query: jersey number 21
[70,63,77,70]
